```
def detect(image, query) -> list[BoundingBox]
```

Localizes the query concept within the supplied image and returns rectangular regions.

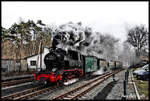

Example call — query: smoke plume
[49,22,119,60]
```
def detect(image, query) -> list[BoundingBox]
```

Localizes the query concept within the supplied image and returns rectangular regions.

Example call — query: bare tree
[126,25,148,57]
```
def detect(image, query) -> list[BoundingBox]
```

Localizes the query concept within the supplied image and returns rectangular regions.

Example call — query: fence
[122,66,131,100]
[1,59,27,72]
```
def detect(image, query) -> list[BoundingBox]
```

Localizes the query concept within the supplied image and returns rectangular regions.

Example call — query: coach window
[30,61,36,66]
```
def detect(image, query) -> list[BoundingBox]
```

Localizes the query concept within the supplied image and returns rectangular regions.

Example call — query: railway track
[1,77,34,88]
[50,69,122,100]
[1,85,57,100]
[1,86,40,100]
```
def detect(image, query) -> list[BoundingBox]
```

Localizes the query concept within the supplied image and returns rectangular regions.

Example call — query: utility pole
[40,41,42,71]
[36,40,42,71]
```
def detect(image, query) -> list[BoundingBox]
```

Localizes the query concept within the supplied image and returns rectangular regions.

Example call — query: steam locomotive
[33,46,123,85]
[33,33,122,85]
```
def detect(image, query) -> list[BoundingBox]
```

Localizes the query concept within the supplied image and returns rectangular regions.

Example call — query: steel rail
[1,86,40,100]
[13,86,57,100]
[2,77,34,88]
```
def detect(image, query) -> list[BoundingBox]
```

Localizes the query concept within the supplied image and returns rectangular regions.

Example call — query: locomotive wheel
[58,79,64,86]
[44,79,52,86]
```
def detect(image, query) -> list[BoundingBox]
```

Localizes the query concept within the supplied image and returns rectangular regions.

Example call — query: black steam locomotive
[34,47,84,85]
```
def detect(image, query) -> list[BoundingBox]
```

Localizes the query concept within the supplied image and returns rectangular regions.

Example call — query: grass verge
[130,68,149,100]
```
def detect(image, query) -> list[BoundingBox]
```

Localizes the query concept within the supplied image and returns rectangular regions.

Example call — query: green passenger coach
[81,55,122,76]
[98,59,108,72]
[83,56,99,74]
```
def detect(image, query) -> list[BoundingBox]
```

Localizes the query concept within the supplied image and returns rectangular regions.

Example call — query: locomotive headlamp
[52,68,57,72]
[57,54,61,57]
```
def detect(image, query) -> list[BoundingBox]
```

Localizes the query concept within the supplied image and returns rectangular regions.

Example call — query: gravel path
[79,69,126,100]
[105,70,125,100]
[126,71,139,100]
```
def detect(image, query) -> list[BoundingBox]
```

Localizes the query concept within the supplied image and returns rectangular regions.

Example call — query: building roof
[24,54,40,59]
[25,47,49,59]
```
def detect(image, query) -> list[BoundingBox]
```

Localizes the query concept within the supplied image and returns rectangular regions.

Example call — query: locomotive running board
[64,78,79,85]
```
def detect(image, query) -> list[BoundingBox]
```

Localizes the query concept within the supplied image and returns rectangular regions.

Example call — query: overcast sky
[2,1,149,42]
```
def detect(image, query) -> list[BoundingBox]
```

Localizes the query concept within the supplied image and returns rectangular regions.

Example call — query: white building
[27,47,49,70]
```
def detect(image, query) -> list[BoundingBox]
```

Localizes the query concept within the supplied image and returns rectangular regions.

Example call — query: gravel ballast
[79,69,126,100]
